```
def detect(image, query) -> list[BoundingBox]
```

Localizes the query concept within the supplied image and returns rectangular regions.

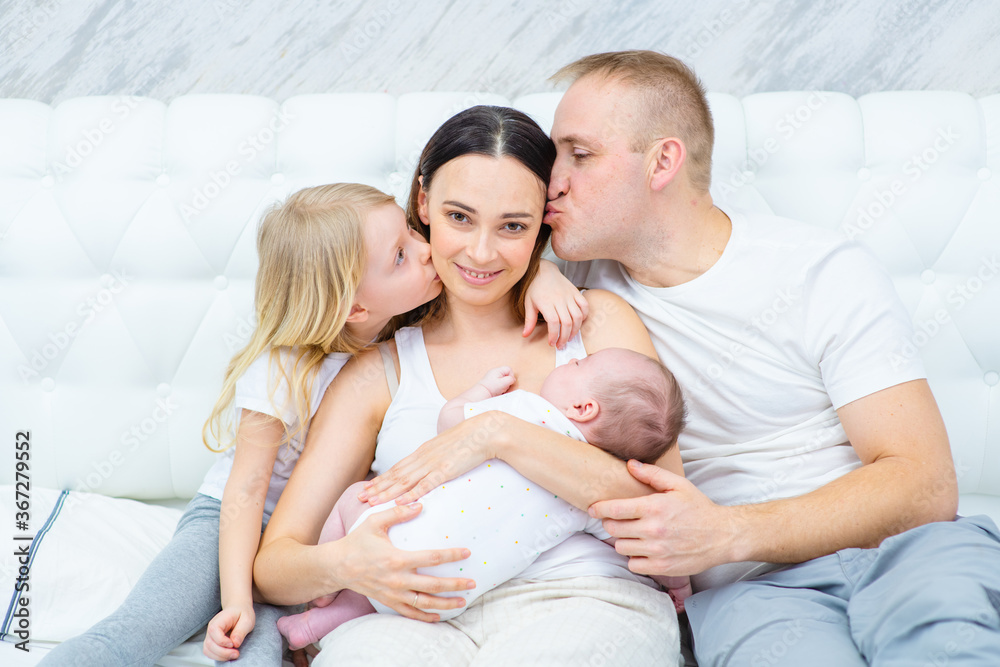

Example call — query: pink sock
[278,590,376,650]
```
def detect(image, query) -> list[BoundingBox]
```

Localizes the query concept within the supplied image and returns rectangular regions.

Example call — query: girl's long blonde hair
[202,183,396,452]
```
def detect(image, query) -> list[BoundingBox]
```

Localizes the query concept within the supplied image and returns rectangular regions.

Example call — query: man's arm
[593,379,957,576]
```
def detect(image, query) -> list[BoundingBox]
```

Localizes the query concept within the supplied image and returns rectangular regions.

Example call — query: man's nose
[548,162,568,201]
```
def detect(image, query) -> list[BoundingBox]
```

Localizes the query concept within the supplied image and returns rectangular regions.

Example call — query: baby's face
[540,347,643,412]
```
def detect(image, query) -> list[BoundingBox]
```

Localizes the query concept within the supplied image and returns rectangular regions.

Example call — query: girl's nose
[411,229,432,263]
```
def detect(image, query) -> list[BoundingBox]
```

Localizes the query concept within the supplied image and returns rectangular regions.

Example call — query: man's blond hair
[552,50,714,192]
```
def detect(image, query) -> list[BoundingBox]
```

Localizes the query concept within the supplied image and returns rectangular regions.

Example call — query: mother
[255,106,682,666]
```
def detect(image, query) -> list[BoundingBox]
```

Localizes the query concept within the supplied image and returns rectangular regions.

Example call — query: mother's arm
[253,348,473,619]
[363,290,684,511]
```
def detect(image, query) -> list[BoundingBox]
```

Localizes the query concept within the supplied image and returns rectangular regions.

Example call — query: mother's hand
[338,501,475,622]
[360,411,508,506]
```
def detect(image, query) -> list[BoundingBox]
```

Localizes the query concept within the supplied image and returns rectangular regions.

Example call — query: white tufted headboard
[1,91,998,520]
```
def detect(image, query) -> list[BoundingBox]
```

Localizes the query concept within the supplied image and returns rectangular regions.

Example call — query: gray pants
[686,514,1000,666]
[38,493,289,667]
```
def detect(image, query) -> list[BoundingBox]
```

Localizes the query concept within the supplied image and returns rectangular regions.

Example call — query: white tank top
[373,326,656,586]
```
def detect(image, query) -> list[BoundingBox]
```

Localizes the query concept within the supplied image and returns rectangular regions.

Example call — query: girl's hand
[360,411,507,506]
[337,503,475,622]
[523,259,588,348]
[203,603,255,661]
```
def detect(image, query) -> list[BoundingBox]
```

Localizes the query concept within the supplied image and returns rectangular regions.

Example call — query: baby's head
[539,348,686,463]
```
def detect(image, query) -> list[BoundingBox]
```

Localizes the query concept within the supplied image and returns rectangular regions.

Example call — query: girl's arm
[363,290,685,511]
[203,410,282,661]
[253,349,475,620]
[523,258,589,348]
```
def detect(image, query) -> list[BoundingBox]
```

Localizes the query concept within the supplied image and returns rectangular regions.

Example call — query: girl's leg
[38,494,224,667]
[223,602,294,667]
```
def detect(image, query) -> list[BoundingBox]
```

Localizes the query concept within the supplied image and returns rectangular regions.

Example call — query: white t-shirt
[559,209,925,589]
[198,348,350,518]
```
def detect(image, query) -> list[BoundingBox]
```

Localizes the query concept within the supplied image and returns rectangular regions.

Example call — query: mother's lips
[456,264,500,279]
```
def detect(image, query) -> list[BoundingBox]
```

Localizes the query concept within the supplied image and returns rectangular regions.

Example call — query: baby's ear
[565,400,600,423]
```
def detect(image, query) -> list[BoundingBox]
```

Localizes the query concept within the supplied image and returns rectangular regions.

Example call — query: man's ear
[417,177,430,226]
[345,303,369,323]
[648,138,686,192]
[564,400,600,423]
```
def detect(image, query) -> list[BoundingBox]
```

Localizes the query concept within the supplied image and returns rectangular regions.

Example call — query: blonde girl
[39,183,584,666]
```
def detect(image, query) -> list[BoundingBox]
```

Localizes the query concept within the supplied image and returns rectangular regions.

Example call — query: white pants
[316,575,681,667]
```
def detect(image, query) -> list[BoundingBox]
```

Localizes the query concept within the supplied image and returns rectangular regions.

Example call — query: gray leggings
[38,493,289,667]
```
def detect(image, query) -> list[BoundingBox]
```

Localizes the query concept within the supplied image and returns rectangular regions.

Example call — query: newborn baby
[278,347,688,649]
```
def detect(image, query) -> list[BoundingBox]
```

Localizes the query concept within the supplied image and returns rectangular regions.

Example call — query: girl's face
[355,203,441,328]
[418,154,546,311]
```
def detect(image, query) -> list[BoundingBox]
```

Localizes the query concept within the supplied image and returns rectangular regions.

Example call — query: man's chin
[551,236,591,263]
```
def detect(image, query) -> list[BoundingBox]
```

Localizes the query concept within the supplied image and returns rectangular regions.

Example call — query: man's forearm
[731,454,958,564]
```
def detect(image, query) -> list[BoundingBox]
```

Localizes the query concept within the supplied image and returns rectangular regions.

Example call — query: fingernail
[461,548,471,558]
[466,581,476,589]
[629,459,643,468]
[588,506,597,517]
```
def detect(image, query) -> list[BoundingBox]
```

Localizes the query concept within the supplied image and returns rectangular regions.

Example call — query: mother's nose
[467,228,497,264]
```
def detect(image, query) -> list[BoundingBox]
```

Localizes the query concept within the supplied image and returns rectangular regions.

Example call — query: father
[545,50,1000,665]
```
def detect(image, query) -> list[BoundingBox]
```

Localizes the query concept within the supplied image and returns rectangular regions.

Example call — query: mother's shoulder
[580,289,656,358]
[581,288,639,321]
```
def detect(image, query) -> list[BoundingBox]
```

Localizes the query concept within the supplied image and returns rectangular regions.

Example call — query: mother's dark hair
[406,105,556,323]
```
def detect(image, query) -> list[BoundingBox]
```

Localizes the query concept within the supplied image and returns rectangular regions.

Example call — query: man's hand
[589,460,741,577]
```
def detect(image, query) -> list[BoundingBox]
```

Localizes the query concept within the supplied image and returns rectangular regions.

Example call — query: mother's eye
[449,211,469,223]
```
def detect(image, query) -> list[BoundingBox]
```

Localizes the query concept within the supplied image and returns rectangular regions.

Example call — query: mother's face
[417,154,547,311]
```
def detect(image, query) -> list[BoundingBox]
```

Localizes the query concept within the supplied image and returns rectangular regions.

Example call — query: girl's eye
[503,222,526,233]
[395,248,406,266]
[449,211,469,223]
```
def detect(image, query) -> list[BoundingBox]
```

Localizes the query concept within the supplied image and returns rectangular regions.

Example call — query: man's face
[545,76,649,262]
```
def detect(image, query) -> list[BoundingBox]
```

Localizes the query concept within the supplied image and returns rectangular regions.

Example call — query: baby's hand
[478,367,516,397]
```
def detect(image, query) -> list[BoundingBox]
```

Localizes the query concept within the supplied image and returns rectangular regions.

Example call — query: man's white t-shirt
[559,209,925,589]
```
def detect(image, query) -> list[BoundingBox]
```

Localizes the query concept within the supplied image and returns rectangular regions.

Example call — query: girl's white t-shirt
[198,348,351,518]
